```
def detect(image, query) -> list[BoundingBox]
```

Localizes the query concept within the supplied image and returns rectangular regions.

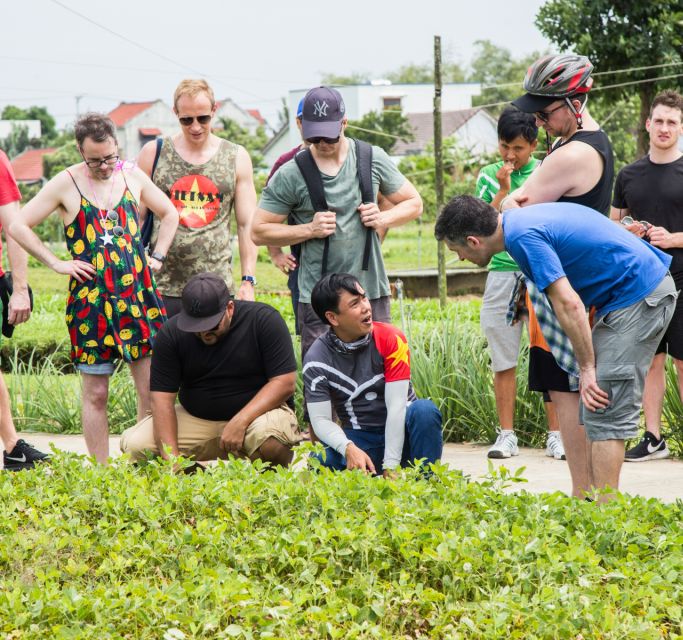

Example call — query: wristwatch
[150,251,166,263]
[242,275,256,286]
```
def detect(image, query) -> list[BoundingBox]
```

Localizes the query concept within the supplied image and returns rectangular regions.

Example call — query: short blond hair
[173,79,215,110]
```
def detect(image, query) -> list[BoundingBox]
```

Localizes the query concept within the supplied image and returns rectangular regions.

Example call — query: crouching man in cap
[120,272,301,466]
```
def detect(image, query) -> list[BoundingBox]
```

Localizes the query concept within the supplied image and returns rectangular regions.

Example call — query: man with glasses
[497,54,614,498]
[137,79,258,316]
[120,272,301,467]
[11,113,179,463]
[252,86,422,359]
[610,90,683,462]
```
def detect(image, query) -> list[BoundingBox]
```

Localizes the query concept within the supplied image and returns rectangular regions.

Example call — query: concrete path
[5,433,683,503]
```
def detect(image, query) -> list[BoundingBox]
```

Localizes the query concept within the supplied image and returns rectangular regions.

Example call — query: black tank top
[550,129,614,215]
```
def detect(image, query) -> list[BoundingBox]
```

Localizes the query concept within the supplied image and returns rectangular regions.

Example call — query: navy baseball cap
[301,86,346,139]
[177,272,232,332]
[512,93,560,113]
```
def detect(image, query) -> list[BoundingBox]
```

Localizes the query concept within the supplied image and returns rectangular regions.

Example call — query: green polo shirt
[474,158,539,271]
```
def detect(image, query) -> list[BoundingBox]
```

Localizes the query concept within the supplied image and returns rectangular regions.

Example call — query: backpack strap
[141,137,164,248]
[355,139,374,271]
[294,148,331,275]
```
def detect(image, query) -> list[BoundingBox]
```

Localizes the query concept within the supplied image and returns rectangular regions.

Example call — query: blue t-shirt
[503,202,671,316]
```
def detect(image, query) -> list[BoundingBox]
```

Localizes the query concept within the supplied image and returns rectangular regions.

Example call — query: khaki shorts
[120,404,302,462]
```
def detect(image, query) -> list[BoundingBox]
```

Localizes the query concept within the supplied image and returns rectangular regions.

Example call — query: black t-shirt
[150,301,296,420]
[612,155,683,274]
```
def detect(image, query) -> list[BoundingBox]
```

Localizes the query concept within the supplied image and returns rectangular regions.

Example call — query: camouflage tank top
[151,137,238,296]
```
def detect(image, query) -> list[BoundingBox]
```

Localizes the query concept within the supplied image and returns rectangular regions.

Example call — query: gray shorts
[480,271,524,372]
[76,361,117,375]
[582,274,678,441]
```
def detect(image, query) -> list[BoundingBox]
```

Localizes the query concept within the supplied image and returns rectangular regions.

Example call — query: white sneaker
[487,429,519,459]
[546,431,566,460]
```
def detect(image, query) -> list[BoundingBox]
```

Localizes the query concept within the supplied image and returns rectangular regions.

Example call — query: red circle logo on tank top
[169,174,222,228]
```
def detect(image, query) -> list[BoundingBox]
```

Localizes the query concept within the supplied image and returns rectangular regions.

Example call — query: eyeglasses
[104,209,125,237]
[83,154,119,168]
[534,104,567,123]
[178,114,212,126]
[306,135,341,145]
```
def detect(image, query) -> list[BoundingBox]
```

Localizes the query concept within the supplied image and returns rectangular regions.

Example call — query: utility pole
[433,35,447,309]
[75,95,83,119]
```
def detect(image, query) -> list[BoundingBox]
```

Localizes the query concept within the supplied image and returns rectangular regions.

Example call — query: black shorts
[656,271,683,359]
[528,346,576,393]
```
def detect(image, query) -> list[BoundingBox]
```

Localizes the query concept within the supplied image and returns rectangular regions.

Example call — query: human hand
[271,251,297,274]
[345,442,376,474]
[220,417,247,455]
[309,211,336,238]
[358,203,384,229]
[622,221,648,238]
[501,194,528,211]
[495,161,515,193]
[52,259,96,283]
[237,280,255,301]
[7,287,31,325]
[580,366,610,412]
[648,226,674,249]
[147,256,163,273]
[382,468,398,480]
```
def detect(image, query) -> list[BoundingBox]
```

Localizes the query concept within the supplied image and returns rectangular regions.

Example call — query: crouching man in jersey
[303,273,443,477]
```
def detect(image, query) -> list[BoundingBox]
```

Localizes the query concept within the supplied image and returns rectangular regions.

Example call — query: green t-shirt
[259,140,406,303]
[474,158,539,271]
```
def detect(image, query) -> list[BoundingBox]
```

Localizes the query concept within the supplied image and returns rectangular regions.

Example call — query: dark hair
[311,273,363,325]
[650,90,683,117]
[568,93,588,107]
[497,106,538,143]
[434,195,498,245]
[74,113,117,148]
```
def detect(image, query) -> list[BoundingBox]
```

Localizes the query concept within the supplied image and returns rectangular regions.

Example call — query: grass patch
[1,454,682,638]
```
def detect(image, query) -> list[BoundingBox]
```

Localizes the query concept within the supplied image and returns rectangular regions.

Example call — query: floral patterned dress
[64,170,167,367]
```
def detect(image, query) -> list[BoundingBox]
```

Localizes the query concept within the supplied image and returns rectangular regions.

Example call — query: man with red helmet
[500,54,615,498]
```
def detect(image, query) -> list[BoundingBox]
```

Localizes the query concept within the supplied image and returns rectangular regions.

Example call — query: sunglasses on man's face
[306,135,341,145]
[178,114,212,126]
[534,103,567,123]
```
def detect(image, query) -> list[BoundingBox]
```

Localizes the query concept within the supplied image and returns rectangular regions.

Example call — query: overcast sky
[1,0,550,129]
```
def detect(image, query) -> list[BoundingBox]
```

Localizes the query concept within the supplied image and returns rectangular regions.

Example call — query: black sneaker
[3,439,50,471]
[624,432,669,462]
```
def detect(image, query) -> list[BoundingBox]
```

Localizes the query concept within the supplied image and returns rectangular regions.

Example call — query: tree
[319,71,370,86]
[1,104,58,144]
[535,0,683,155]
[387,61,466,84]
[0,124,31,159]
[346,110,414,154]
[213,117,268,169]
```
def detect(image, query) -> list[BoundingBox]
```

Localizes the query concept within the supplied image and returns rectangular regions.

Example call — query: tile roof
[139,127,162,136]
[392,108,482,156]
[10,147,57,182]
[247,109,266,125]
[108,101,157,126]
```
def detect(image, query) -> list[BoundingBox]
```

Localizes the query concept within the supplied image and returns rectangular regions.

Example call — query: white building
[108,101,179,160]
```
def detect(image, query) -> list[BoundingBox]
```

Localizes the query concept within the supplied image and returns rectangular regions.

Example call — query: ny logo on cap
[190,299,202,315]
[313,100,329,118]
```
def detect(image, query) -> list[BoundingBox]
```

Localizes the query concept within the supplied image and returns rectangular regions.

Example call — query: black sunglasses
[534,103,567,123]
[178,114,212,126]
[306,135,341,145]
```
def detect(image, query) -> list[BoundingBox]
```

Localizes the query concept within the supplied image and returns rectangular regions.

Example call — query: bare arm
[545,277,609,411]
[0,200,31,325]
[505,143,604,207]
[233,147,258,301]
[10,173,96,283]
[151,391,180,459]
[220,372,296,453]
[252,208,336,247]
[360,180,423,232]
[135,167,179,271]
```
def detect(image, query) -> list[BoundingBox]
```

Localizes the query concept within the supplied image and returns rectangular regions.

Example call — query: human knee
[253,436,293,467]
[83,378,110,411]
[407,399,443,433]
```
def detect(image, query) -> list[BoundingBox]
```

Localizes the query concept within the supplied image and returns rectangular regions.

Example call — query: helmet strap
[564,96,587,130]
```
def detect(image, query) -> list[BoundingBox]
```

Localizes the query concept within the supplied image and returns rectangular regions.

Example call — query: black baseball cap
[512,93,563,113]
[301,86,346,139]
[177,272,232,332]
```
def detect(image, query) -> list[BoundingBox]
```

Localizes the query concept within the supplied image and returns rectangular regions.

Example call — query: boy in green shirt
[475,107,563,460]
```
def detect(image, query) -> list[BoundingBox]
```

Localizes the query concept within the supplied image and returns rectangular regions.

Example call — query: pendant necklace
[84,166,125,246]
